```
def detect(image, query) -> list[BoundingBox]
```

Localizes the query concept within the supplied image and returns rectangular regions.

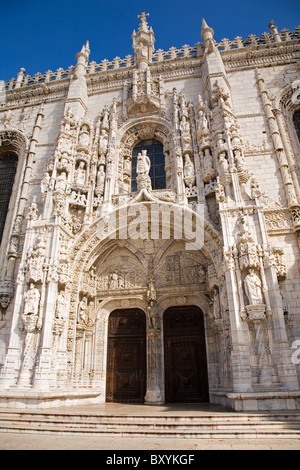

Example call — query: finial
[138,12,150,32]
[80,40,90,56]
[201,18,215,52]
[15,67,26,89]
[201,18,209,30]
[74,40,90,79]
[201,18,214,37]
[269,19,282,42]
[132,12,155,69]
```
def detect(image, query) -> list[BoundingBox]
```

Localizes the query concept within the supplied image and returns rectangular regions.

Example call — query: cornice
[222,41,300,71]
[0,82,69,111]
[1,41,299,109]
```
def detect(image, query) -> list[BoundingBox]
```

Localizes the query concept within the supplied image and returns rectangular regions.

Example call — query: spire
[201,18,214,39]
[201,18,216,52]
[66,40,90,120]
[74,41,90,79]
[132,12,155,69]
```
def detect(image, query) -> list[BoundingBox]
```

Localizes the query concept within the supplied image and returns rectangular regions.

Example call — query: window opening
[131,139,165,192]
[0,153,18,243]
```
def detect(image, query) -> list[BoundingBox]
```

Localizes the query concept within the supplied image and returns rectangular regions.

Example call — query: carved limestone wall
[0,14,299,410]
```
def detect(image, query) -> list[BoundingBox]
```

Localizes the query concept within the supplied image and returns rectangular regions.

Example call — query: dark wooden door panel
[164,306,209,403]
[106,309,146,403]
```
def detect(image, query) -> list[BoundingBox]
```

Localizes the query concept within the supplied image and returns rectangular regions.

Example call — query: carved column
[221,226,253,393]
[0,207,42,387]
[256,71,300,243]
[29,209,69,390]
[144,302,164,404]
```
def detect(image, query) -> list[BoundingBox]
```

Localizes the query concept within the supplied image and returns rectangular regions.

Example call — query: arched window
[131,139,166,192]
[0,153,18,243]
[293,111,300,143]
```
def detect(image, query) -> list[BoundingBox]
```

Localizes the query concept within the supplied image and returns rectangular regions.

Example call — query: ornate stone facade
[0,14,300,411]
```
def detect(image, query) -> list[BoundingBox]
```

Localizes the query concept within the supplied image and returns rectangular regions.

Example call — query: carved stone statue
[184,154,195,187]
[78,296,88,324]
[147,277,157,303]
[56,171,67,191]
[218,152,229,177]
[244,269,264,305]
[180,115,190,135]
[95,165,105,195]
[202,148,216,183]
[136,150,152,191]
[55,290,68,320]
[137,150,151,175]
[98,129,108,155]
[148,301,159,329]
[23,283,40,316]
[234,149,246,171]
[210,287,221,320]
[74,162,86,185]
[78,125,90,147]
[41,172,50,195]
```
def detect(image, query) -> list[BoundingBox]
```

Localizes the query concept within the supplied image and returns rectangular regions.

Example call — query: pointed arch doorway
[164,306,209,403]
[106,309,146,403]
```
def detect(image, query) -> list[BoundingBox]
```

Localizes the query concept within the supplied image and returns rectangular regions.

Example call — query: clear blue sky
[1,0,299,82]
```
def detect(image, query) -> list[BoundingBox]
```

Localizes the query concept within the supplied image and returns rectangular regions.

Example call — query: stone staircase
[0,409,300,439]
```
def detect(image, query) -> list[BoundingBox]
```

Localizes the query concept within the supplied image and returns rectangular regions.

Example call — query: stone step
[1,410,300,438]
[0,422,300,439]
[1,417,300,429]
[2,411,300,423]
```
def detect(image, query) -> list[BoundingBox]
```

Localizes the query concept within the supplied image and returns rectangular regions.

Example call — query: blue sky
[1,0,299,83]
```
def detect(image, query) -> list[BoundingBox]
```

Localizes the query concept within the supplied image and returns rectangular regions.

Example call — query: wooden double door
[106,306,209,404]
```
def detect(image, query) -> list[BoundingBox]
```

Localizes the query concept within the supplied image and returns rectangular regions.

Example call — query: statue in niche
[78,296,88,324]
[218,153,229,177]
[41,172,50,196]
[96,165,105,195]
[244,268,264,305]
[101,106,109,130]
[184,154,195,187]
[210,287,221,320]
[124,156,131,174]
[203,148,214,171]
[98,129,108,155]
[136,150,151,191]
[196,96,210,136]
[58,153,71,173]
[78,125,90,147]
[180,115,190,135]
[148,301,159,330]
[147,276,157,303]
[74,161,86,185]
[234,149,246,172]
[23,283,40,316]
[55,290,68,320]
[137,150,151,176]
[56,171,67,191]
[202,148,216,182]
